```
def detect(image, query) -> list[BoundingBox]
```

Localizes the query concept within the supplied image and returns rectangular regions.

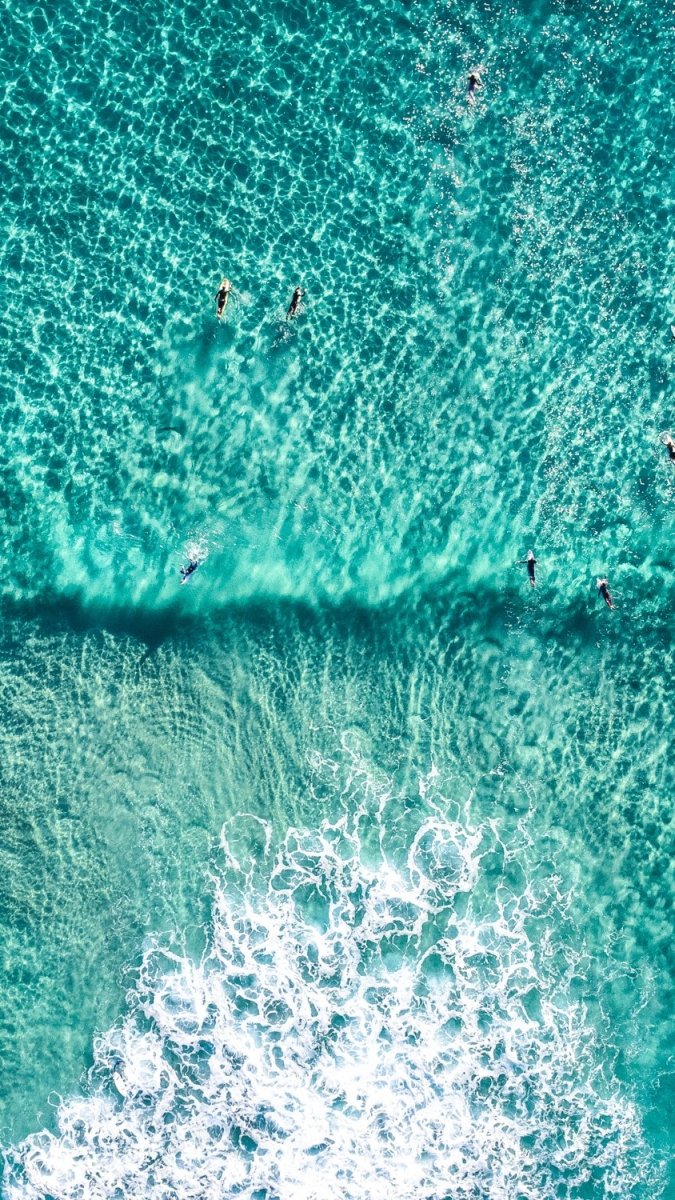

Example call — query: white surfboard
[112,1070,128,1097]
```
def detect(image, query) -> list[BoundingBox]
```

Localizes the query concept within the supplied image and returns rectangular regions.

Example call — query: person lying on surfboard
[518,550,537,586]
[215,277,232,319]
[597,577,614,609]
[180,559,200,584]
[664,433,675,462]
[286,286,305,319]
[467,70,483,102]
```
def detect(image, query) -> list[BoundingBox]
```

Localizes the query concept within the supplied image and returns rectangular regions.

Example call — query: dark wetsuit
[519,552,536,586]
[468,73,480,96]
[286,287,304,319]
[666,438,675,462]
[181,560,199,581]
[215,286,230,318]
[598,580,613,609]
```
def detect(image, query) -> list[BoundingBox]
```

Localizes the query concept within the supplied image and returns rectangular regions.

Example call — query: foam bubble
[3,811,658,1199]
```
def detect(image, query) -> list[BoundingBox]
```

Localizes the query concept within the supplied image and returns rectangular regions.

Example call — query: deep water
[0,0,673,1196]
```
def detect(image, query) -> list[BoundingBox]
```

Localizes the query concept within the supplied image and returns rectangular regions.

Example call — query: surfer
[215,277,232,319]
[518,550,537,586]
[468,70,482,102]
[286,286,305,319]
[111,1057,128,1097]
[180,559,200,584]
[597,577,614,609]
[663,433,675,462]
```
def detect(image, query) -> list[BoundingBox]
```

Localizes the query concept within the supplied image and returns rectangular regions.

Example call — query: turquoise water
[0,0,673,1194]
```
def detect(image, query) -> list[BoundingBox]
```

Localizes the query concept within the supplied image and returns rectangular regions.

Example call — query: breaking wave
[3,802,658,1199]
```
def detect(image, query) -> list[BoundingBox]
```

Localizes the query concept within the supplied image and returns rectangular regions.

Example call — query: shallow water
[0,0,673,1194]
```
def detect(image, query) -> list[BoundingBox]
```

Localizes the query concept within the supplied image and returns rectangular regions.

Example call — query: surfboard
[181,563,200,584]
[112,1070,128,1097]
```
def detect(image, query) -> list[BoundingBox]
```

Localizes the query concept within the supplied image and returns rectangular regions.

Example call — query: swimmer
[180,559,200,584]
[518,550,537,586]
[467,70,483,102]
[597,577,614,609]
[215,277,232,319]
[664,433,675,462]
[286,286,305,319]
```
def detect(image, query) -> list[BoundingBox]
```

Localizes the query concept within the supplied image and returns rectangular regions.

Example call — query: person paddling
[215,277,232,319]
[663,433,675,462]
[467,70,483,103]
[597,577,614,609]
[180,559,200,584]
[518,550,537,587]
[286,286,305,319]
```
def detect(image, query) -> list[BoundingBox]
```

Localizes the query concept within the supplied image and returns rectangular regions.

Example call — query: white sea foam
[4,811,656,1199]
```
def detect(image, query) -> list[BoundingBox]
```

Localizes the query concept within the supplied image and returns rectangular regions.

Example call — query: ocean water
[0,0,673,1194]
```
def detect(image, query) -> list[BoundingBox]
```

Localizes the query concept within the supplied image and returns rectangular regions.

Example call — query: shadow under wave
[1,565,672,656]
